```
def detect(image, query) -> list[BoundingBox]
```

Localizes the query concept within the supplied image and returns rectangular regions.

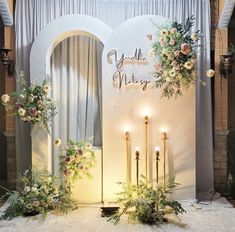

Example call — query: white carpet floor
[0,198,235,232]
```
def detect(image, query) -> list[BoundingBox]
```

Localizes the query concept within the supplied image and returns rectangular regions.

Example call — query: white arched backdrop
[31,14,196,202]
[30,14,112,176]
[17,0,213,201]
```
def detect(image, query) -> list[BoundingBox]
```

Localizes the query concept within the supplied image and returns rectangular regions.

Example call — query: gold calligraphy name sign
[107,49,152,91]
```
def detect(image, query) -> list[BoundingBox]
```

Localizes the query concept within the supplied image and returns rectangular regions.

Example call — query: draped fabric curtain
[15,0,213,199]
[50,36,103,175]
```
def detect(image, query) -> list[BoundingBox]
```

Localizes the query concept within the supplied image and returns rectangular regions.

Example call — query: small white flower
[18,108,26,116]
[184,61,193,70]
[159,37,166,44]
[26,204,33,209]
[85,143,92,149]
[206,69,215,78]
[166,77,172,82]
[31,187,37,192]
[169,69,176,77]
[170,28,177,34]
[169,39,175,46]
[26,116,32,121]
[19,94,25,100]
[48,196,54,204]
[174,51,180,57]
[43,84,51,93]
[28,96,34,103]
[163,70,169,77]
[191,33,198,41]
[24,186,31,193]
[1,94,10,103]
[160,29,169,37]
[54,138,62,146]
[32,200,40,207]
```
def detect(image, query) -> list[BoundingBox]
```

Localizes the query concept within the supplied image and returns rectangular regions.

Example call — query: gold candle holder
[135,147,140,187]
[155,147,160,184]
[125,131,131,186]
[144,116,148,183]
[161,132,168,184]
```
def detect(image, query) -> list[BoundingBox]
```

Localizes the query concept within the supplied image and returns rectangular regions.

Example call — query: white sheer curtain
[50,36,103,175]
[15,0,213,199]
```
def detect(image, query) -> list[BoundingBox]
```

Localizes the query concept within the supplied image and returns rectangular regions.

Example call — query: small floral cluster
[1,72,56,130]
[148,16,214,98]
[1,170,75,220]
[58,140,96,181]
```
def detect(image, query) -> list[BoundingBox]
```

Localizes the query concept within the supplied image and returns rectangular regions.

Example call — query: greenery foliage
[150,16,201,98]
[109,176,186,225]
[0,170,76,220]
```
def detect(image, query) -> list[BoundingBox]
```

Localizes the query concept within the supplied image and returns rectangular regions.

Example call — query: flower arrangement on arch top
[59,140,96,182]
[1,71,56,131]
[149,16,201,98]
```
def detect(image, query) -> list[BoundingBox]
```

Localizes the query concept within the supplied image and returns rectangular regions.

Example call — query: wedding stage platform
[0,198,234,232]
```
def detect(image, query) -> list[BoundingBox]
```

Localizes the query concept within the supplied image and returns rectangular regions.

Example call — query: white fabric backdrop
[15,0,213,199]
[50,36,103,175]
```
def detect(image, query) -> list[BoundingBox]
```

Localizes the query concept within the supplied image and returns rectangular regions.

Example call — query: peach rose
[181,43,190,55]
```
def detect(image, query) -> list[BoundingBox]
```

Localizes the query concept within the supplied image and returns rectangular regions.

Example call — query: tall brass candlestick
[135,147,140,187]
[125,132,131,186]
[161,132,168,184]
[144,116,148,183]
[155,147,160,184]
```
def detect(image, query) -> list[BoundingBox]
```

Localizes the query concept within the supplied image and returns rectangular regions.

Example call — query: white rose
[18,108,26,116]
[1,94,10,103]
[206,69,215,78]
[43,84,51,93]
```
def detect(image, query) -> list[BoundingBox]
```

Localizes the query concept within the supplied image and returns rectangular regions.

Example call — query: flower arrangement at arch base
[1,72,56,131]
[0,139,96,220]
[58,139,96,182]
[109,176,186,227]
[0,170,75,220]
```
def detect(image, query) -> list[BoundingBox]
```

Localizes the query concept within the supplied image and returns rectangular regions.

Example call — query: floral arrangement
[109,176,186,226]
[58,139,96,182]
[148,16,214,98]
[0,170,75,220]
[1,72,56,130]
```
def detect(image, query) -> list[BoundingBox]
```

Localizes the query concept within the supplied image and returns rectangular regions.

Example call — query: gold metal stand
[144,116,148,183]
[161,132,168,184]
[155,147,160,184]
[125,131,131,186]
[135,148,140,187]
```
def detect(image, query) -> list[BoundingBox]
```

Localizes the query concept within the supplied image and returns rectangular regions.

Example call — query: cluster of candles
[124,116,168,186]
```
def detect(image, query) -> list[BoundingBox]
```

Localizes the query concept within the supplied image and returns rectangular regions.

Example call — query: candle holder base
[100,206,120,217]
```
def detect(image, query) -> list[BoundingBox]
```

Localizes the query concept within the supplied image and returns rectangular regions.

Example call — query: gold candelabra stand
[161,132,168,184]
[144,116,148,183]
